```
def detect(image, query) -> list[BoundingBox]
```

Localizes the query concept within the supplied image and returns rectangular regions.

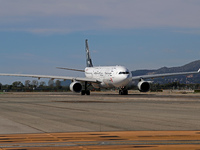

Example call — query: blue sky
[0,0,200,84]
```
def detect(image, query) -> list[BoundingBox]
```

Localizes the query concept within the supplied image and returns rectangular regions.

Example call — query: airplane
[0,39,200,95]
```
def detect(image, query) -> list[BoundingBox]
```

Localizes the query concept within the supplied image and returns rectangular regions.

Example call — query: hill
[131,60,200,84]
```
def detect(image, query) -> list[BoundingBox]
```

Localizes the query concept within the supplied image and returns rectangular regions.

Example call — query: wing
[0,73,100,83]
[132,69,200,80]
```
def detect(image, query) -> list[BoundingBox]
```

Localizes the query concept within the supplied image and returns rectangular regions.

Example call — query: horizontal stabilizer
[56,67,85,72]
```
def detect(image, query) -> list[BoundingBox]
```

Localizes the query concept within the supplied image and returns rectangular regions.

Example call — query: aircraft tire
[81,90,86,95]
[86,90,90,95]
[119,89,128,95]
[119,90,123,95]
[124,90,128,95]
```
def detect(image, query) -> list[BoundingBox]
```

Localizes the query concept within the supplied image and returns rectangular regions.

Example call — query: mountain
[131,60,200,84]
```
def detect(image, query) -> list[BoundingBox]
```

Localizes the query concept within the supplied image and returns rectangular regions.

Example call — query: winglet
[198,68,200,72]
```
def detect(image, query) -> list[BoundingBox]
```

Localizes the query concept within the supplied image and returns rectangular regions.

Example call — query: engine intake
[138,80,150,92]
[70,81,82,93]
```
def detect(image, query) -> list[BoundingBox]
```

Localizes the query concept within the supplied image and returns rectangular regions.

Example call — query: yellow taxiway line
[0,131,200,150]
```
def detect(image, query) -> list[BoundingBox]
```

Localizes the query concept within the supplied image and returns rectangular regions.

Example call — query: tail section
[85,39,93,67]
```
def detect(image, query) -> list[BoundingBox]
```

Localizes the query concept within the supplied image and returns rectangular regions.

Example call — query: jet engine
[137,80,150,92]
[70,81,82,93]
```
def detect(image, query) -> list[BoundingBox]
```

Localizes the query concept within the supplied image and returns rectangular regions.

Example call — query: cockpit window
[119,71,129,74]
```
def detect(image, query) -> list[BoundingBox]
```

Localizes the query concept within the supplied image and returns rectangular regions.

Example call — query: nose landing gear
[119,88,128,95]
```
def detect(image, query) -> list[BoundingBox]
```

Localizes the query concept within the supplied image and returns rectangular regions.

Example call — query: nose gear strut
[119,87,128,95]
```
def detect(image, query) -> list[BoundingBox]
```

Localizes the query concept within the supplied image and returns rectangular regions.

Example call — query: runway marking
[0,131,200,149]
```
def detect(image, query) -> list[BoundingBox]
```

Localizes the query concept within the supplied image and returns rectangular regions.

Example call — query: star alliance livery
[0,39,200,95]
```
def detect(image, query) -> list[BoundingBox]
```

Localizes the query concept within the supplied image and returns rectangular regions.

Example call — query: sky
[0,0,200,84]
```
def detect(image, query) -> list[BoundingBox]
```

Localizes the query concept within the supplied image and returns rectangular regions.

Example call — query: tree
[31,80,38,88]
[24,80,31,87]
[55,80,62,89]
[39,81,46,87]
[48,79,54,87]
[12,81,24,88]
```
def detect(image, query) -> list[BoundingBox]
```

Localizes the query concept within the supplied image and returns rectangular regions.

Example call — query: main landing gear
[119,89,128,95]
[81,81,90,95]
[81,90,90,95]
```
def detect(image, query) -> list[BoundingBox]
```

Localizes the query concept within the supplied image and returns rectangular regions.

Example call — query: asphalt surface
[0,91,200,134]
[0,91,200,149]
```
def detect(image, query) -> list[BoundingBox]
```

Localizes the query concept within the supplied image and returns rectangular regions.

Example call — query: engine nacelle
[137,80,150,92]
[70,81,82,93]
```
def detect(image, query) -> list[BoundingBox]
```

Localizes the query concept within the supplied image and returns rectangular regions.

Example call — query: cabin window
[119,72,129,74]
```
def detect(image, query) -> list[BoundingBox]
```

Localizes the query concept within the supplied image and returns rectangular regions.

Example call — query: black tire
[124,90,128,95]
[119,89,128,95]
[119,90,123,95]
[86,90,90,95]
[81,90,86,95]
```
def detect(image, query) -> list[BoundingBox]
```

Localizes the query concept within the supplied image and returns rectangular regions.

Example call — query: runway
[0,91,200,149]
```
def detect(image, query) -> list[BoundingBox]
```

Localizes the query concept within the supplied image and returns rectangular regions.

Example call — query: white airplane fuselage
[85,66,132,88]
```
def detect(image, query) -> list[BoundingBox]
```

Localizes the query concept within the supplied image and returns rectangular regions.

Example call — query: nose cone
[114,67,132,87]
[120,74,132,85]
[114,75,131,87]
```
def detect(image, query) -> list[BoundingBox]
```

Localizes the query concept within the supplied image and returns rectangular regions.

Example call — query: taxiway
[0,91,200,149]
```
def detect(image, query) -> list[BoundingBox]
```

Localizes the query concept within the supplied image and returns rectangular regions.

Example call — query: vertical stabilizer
[85,39,93,67]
